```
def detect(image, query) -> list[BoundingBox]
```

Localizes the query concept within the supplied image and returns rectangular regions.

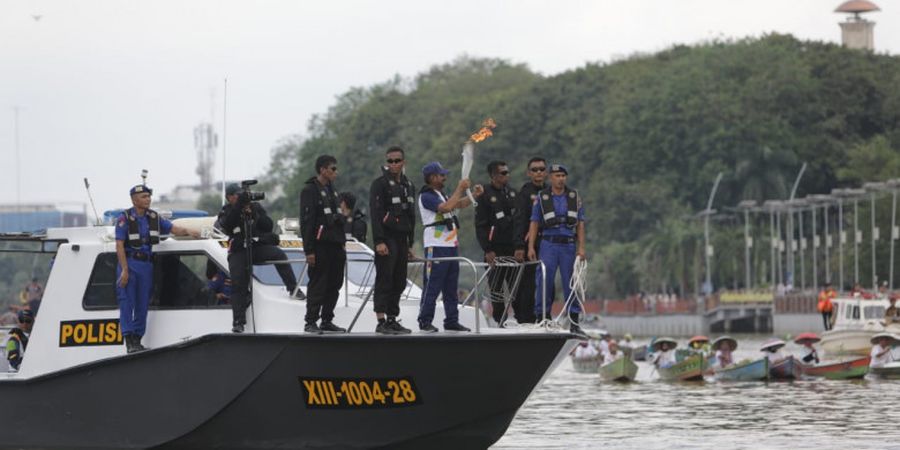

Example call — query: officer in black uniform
[511,157,546,324]
[368,146,416,334]
[300,155,348,334]
[475,160,519,326]
[218,183,299,333]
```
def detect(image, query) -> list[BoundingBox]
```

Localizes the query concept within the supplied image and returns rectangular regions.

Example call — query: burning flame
[468,118,497,143]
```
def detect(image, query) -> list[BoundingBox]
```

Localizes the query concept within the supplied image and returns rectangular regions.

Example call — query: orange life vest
[817,290,835,313]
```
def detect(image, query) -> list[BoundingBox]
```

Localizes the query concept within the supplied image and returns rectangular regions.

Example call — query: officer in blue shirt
[115,184,197,353]
[527,164,587,335]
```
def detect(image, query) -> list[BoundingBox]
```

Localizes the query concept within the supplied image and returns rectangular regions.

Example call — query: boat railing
[345,257,549,333]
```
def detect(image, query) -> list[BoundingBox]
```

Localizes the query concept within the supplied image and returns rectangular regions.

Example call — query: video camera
[238,179,265,205]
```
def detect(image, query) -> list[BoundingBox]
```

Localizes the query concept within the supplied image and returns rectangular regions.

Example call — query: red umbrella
[794,332,821,344]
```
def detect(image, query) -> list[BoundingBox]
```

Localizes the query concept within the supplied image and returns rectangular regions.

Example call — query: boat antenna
[83,178,102,226]
[221,76,228,204]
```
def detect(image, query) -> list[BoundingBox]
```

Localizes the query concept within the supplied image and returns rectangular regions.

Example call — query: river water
[494,335,900,450]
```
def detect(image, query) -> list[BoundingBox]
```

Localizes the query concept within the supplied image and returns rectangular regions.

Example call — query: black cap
[225,183,241,196]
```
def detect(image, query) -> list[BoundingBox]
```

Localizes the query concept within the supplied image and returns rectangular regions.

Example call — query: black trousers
[228,244,298,325]
[373,235,409,318]
[487,243,518,324]
[513,242,538,324]
[822,311,832,330]
[305,241,346,324]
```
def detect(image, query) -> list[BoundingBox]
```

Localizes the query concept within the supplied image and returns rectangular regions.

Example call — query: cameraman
[218,183,299,333]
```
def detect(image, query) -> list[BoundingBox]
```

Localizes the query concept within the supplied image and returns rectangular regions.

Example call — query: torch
[461,118,496,206]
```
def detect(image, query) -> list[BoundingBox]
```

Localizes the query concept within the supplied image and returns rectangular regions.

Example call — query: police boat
[0,218,575,449]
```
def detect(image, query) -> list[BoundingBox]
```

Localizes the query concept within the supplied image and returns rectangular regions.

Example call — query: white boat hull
[821,330,877,357]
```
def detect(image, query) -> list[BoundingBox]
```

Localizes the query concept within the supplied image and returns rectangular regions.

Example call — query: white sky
[1,0,896,214]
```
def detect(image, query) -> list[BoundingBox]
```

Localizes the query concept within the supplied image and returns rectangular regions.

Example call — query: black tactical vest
[126,208,161,248]
[538,187,579,228]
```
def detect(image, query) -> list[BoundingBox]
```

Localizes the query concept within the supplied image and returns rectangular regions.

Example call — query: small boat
[714,358,769,381]
[802,356,870,380]
[870,361,900,379]
[658,353,705,381]
[600,357,639,382]
[820,296,900,357]
[769,355,803,380]
[571,354,603,374]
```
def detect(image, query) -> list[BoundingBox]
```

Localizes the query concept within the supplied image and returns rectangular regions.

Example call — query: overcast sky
[1,0,896,214]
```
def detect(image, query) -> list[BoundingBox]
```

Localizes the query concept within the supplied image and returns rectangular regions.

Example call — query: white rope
[553,256,588,326]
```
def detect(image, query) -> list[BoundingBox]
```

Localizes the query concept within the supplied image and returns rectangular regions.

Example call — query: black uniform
[511,181,544,324]
[476,183,519,324]
[344,209,368,242]
[369,171,416,320]
[218,202,298,328]
[300,177,347,326]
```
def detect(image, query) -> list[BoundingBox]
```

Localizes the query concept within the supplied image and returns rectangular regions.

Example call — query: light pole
[807,194,834,289]
[764,200,784,291]
[738,200,757,290]
[701,172,723,296]
[832,188,865,291]
[889,178,900,290]
[864,182,888,290]
[788,199,808,291]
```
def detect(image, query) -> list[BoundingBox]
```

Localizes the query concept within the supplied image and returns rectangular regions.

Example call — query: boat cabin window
[864,305,885,320]
[844,304,859,320]
[83,252,229,310]
[253,250,375,288]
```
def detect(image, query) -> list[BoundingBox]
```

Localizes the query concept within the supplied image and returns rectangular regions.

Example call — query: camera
[239,179,265,204]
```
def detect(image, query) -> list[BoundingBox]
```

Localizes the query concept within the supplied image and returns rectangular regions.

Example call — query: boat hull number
[299,376,421,409]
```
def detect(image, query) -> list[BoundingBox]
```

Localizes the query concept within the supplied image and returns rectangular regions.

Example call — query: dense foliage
[257,34,900,298]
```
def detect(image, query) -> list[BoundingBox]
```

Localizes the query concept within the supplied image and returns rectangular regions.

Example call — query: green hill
[259,34,900,298]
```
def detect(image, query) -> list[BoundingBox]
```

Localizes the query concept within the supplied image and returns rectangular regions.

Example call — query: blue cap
[17,310,33,324]
[422,162,450,176]
[225,183,241,196]
[129,184,153,196]
[549,164,568,175]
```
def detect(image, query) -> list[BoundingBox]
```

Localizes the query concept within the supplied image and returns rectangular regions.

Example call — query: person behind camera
[339,191,368,242]
[300,155,348,334]
[218,183,299,333]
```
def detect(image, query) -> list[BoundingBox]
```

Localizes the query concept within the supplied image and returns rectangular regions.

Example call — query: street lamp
[787,198,809,291]
[700,173,724,296]
[832,188,866,291]
[807,194,835,289]
[864,182,889,290]
[888,178,900,290]
[737,200,757,290]
[763,200,785,291]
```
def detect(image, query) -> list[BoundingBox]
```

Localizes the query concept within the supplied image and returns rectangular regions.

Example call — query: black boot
[569,312,587,338]
[125,335,141,354]
[133,335,147,352]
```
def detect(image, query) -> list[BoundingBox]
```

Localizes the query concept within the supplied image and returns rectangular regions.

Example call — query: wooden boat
[714,358,769,381]
[571,354,603,374]
[658,353,705,381]
[870,361,900,380]
[769,355,803,380]
[802,356,870,380]
[600,357,639,382]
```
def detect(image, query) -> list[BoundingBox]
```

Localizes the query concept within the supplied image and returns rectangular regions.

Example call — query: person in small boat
[688,335,710,356]
[5,310,33,372]
[799,340,819,365]
[116,184,198,353]
[760,339,787,363]
[712,336,736,369]
[652,340,676,369]
[597,331,612,357]
[603,341,624,365]
[869,334,896,369]
[573,340,599,359]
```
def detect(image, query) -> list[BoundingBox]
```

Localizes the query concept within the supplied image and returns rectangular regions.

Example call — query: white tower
[835,1,880,51]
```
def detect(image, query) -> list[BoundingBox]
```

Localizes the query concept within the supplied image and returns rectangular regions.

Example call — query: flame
[468,117,497,143]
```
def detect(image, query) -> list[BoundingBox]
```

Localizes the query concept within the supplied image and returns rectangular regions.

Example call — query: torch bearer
[461,118,497,206]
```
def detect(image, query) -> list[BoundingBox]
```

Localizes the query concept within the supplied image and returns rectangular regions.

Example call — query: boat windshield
[253,250,374,287]
[864,305,885,320]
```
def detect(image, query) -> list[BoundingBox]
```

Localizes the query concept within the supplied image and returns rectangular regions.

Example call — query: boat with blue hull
[714,358,769,382]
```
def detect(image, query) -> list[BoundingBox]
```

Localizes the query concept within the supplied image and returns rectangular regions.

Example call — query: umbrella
[712,336,738,351]
[793,332,821,345]
[760,338,786,352]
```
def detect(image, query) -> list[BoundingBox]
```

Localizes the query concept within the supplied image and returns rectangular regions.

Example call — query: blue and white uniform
[418,188,462,328]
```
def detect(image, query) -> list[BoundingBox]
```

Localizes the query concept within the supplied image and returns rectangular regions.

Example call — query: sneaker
[376,320,405,335]
[386,318,412,334]
[319,321,347,333]
[570,324,589,339]
[232,322,245,333]
[419,323,439,333]
[290,289,307,301]
[444,322,471,332]
[304,323,321,334]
